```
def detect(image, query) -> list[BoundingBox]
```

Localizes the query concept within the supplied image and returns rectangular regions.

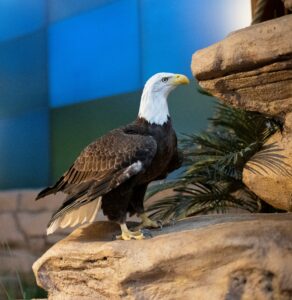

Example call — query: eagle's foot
[116,223,145,241]
[136,213,163,230]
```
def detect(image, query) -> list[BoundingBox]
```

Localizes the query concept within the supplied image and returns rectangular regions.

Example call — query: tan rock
[33,214,292,300]
[191,15,292,117]
[20,189,66,212]
[17,211,52,237]
[0,191,19,211]
[0,213,25,245]
[285,111,292,133]
[244,127,292,211]
[191,15,292,211]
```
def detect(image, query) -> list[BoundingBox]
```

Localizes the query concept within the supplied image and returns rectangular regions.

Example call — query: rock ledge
[192,15,292,117]
[33,214,292,300]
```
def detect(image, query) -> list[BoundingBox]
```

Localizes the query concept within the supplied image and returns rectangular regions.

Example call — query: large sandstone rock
[191,15,292,117]
[33,214,292,300]
[243,113,292,211]
[192,15,292,211]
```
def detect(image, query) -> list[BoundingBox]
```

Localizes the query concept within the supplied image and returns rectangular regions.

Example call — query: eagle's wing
[37,128,157,230]
[38,128,157,199]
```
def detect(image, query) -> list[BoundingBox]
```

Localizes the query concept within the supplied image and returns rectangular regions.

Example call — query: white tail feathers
[47,197,102,235]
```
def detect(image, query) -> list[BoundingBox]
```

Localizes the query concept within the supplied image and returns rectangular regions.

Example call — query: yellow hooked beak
[172,74,190,85]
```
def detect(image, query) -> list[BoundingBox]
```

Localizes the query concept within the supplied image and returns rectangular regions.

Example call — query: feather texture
[36,73,187,234]
[47,197,101,235]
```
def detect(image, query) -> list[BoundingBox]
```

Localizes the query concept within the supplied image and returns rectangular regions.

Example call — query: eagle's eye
[161,77,169,83]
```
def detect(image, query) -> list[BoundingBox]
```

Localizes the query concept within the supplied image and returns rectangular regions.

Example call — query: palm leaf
[147,101,286,221]
[245,143,292,177]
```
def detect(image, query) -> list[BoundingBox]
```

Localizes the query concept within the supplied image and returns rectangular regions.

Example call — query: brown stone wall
[0,189,140,276]
[0,189,142,298]
[0,190,68,276]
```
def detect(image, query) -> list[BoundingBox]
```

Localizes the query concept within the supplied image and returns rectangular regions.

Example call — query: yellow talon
[116,223,145,240]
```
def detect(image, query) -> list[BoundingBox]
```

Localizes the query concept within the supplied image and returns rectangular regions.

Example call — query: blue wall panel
[0,108,50,189]
[0,0,46,42]
[49,0,141,107]
[0,0,251,189]
[49,0,117,23]
[140,0,251,81]
[0,30,48,118]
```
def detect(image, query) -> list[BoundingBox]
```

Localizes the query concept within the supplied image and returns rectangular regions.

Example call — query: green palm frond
[245,143,292,177]
[146,102,286,221]
[148,182,260,222]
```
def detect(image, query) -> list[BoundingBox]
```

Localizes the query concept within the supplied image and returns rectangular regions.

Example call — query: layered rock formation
[244,123,292,211]
[192,15,292,211]
[192,15,292,117]
[33,214,292,300]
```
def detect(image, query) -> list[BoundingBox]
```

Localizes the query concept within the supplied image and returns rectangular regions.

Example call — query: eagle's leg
[136,213,162,229]
[116,223,145,240]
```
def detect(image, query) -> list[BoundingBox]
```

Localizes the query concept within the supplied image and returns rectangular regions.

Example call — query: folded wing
[36,128,157,232]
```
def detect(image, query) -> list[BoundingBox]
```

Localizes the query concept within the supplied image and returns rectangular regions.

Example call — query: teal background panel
[0,108,50,189]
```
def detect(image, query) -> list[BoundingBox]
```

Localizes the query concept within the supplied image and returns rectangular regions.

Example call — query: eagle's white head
[138,72,189,125]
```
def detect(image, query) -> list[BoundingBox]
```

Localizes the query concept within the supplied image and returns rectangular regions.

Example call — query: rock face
[33,214,292,300]
[192,15,292,211]
[243,115,292,211]
[192,15,292,117]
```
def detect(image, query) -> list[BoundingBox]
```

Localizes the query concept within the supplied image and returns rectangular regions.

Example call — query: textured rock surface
[191,15,292,117]
[0,189,162,299]
[0,189,68,299]
[244,114,292,211]
[192,15,292,211]
[33,214,292,300]
[0,190,68,274]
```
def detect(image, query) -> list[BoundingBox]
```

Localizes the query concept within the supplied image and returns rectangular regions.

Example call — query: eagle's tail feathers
[46,197,101,235]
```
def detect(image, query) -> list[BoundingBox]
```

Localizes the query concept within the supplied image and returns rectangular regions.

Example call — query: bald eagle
[36,73,189,240]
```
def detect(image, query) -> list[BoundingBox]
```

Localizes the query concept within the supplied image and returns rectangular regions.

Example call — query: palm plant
[146,102,286,222]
